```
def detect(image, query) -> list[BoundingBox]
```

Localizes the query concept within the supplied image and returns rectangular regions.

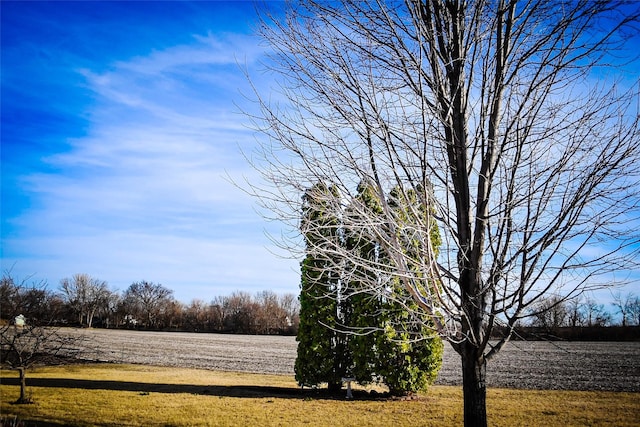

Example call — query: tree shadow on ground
[0,375,394,401]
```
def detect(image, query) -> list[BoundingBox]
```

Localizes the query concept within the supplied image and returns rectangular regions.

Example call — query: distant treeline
[3,272,639,340]
[1,273,300,335]
[524,293,640,330]
[492,326,640,342]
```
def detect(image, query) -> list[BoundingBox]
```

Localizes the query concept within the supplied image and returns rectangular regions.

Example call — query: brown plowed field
[64,328,639,392]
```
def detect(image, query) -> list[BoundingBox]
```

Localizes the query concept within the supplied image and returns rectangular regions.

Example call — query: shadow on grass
[0,376,387,401]
[0,416,67,427]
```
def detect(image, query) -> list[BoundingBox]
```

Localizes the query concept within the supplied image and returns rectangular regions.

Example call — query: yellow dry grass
[1,364,638,426]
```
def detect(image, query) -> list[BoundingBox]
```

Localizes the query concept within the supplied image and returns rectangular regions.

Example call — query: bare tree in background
[584,296,612,327]
[611,291,636,326]
[629,295,640,326]
[566,296,585,327]
[254,290,288,334]
[59,273,110,328]
[1,273,87,404]
[528,296,568,329]
[247,1,640,425]
[122,280,174,329]
[279,292,300,332]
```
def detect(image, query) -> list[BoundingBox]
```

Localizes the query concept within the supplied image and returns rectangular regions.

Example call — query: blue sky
[1,1,298,302]
[1,1,638,310]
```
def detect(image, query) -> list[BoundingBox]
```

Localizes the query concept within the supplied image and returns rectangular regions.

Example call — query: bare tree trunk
[88,307,97,328]
[461,345,487,427]
[16,366,28,404]
[459,269,489,426]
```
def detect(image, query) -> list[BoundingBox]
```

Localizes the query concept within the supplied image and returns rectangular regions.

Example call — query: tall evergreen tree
[344,181,384,384]
[374,186,443,395]
[295,182,349,390]
[374,280,443,395]
[345,183,443,395]
[296,181,443,395]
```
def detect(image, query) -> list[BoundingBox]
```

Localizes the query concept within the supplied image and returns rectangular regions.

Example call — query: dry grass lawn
[1,364,638,426]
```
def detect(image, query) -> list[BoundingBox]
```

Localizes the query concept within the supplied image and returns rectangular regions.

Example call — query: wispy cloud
[4,24,298,300]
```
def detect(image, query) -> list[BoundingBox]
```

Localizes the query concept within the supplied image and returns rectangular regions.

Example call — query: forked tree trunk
[461,344,487,427]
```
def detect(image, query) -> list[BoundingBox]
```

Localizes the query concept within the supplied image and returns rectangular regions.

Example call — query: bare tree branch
[244,1,640,425]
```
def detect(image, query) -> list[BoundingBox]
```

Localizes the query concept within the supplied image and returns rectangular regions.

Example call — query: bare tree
[59,273,110,328]
[611,291,636,326]
[247,1,640,425]
[279,292,301,333]
[95,288,121,328]
[208,296,228,332]
[163,300,185,330]
[528,296,569,329]
[629,295,640,326]
[255,290,288,334]
[122,281,174,329]
[566,296,586,327]
[223,291,259,333]
[185,299,207,331]
[583,296,612,327]
[0,273,87,403]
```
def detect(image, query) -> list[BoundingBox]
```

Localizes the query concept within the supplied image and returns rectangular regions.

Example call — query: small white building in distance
[14,314,26,327]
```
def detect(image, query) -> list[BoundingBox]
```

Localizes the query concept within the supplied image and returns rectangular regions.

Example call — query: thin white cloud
[118,32,264,73]
[8,30,299,300]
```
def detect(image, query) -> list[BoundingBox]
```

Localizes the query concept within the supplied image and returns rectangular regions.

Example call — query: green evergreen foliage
[295,256,337,387]
[373,280,444,395]
[295,183,349,390]
[295,181,443,395]
[343,182,383,384]
[349,183,443,395]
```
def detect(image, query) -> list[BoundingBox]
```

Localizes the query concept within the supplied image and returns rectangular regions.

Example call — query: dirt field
[64,328,640,392]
